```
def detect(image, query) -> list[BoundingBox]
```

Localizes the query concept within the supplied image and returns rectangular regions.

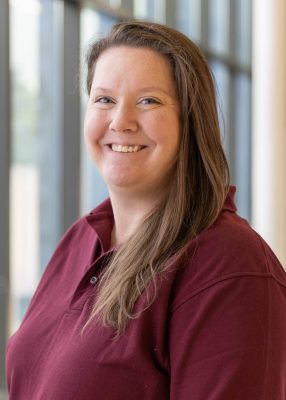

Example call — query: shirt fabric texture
[6,186,286,399]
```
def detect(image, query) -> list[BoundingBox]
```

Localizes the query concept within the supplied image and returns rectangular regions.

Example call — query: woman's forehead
[91,46,176,94]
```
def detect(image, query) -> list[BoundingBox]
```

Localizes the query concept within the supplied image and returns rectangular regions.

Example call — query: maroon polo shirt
[6,187,286,399]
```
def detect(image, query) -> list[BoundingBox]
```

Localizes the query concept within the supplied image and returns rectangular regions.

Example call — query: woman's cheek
[84,113,102,143]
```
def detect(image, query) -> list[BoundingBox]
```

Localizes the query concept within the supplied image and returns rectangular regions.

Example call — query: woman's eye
[95,97,114,104]
[140,98,161,105]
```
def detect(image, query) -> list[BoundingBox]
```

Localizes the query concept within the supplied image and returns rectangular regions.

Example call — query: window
[10,0,41,332]
[9,0,81,333]
[179,0,252,219]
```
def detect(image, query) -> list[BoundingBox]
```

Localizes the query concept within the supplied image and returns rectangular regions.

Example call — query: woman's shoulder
[198,209,285,279]
[170,207,286,304]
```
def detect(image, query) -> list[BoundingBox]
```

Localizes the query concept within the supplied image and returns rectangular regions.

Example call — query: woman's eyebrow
[136,86,172,96]
[91,86,112,93]
[91,86,173,97]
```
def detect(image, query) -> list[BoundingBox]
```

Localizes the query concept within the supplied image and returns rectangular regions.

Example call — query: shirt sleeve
[168,275,286,400]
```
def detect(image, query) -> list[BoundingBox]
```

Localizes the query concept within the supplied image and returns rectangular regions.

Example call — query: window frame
[0,0,10,395]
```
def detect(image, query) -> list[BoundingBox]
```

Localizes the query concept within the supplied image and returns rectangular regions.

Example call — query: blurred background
[0,0,285,396]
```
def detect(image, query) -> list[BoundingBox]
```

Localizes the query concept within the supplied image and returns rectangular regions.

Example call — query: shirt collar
[85,185,237,250]
[222,185,237,213]
[85,198,114,253]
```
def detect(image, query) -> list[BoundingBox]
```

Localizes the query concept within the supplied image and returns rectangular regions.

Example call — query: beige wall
[252,0,286,266]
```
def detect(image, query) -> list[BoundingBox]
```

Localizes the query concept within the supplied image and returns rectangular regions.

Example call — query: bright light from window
[9,0,41,15]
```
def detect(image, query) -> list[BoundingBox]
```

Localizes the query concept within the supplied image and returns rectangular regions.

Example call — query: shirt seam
[171,272,285,314]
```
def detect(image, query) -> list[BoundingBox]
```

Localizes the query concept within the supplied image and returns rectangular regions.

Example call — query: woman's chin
[102,166,144,190]
[105,175,140,191]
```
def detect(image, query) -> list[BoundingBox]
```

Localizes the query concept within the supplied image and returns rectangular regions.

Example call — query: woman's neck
[109,191,161,247]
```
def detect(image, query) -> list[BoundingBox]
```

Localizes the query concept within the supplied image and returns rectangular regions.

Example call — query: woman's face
[84,46,181,200]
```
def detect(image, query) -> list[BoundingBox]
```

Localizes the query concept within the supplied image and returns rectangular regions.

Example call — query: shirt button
[90,276,98,284]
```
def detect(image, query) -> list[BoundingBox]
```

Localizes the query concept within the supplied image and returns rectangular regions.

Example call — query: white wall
[252,0,286,266]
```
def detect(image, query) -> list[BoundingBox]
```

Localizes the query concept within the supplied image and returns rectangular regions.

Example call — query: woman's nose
[109,103,138,133]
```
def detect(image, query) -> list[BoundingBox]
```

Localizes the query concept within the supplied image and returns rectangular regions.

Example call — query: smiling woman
[84,46,181,212]
[6,20,286,400]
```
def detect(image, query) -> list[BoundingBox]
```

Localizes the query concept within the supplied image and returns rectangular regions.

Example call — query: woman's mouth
[110,144,145,153]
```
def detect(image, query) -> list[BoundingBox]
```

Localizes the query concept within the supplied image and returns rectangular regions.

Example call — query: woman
[6,21,286,399]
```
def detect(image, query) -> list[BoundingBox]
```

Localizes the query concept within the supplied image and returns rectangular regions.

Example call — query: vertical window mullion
[228,0,237,179]
[39,0,80,270]
[201,0,209,48]
[62,0,81,230]
[165,0,176,27]
[39,0,62,270]
[0,0,10,393]
[231,0,251,220]
[121,0,133,14]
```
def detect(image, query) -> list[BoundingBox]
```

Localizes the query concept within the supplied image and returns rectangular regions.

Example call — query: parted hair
[84,20,230,334]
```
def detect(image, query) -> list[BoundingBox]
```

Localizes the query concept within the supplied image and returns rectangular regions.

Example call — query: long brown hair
[84,21,230,334]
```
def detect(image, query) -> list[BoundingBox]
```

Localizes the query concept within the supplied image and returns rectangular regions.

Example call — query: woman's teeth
[111,144,142,153]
